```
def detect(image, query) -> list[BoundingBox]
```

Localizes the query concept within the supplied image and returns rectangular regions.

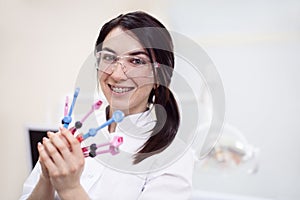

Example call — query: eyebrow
[102,47,149,57]
[128,51,149,58]
[102,47,116,54]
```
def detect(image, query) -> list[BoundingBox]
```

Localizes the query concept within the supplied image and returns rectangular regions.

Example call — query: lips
[108,84,135,94]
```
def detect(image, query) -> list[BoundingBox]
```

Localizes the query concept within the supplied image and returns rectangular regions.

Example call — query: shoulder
[137,148,195,200]
[164,148,195,176]
[150,147,195,181]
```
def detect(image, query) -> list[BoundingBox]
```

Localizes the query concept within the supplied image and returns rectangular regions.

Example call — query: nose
[110,62,127,81]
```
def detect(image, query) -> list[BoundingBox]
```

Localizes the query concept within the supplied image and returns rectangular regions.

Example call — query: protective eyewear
[95,50,157,78]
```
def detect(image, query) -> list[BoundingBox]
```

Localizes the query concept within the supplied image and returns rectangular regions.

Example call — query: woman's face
[98,27,155,116]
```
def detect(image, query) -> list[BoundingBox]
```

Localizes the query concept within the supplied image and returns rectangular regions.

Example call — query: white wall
[0,1,168,199]
[1,1,299,200]
[167,1,300,200]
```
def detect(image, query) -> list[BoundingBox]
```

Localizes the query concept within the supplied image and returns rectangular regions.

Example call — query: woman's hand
[39,156,50,180]
[37,127,85,197]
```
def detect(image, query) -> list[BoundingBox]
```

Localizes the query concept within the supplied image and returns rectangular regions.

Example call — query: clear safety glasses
[95,50,157,78]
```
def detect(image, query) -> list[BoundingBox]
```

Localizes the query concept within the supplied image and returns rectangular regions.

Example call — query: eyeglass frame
[95,50,159,78]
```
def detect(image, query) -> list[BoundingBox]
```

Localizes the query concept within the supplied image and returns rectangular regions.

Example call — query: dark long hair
[95,11,180,164]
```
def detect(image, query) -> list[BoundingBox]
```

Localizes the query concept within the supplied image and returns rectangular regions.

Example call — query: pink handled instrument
[82,136,123,157]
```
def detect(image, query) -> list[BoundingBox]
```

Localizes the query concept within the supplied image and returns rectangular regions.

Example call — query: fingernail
[59,126,67,132]
[37,142,43,148]
[47,132,54,137]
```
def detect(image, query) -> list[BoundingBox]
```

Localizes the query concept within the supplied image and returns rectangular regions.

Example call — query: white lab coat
[20,109,195,200]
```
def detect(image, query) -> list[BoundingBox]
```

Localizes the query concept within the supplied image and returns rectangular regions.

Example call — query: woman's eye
[130,57,146,65]
[103,54,116,61]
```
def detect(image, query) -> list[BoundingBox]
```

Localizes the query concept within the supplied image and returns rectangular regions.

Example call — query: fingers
[47,131,71,159]
[60,128,83,157]
[42,137,66,170]
[37,141,57,172]
[46,128,84,163]
[38,128,85,191]
[40,128,84,165]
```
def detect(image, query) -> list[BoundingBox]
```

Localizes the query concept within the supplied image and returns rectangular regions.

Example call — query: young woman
[20,11,195,200]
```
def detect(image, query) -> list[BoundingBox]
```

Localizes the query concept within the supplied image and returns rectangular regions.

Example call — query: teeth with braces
[111,86,132,93]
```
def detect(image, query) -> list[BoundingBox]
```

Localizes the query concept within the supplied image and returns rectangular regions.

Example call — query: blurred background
[1,0,300,199]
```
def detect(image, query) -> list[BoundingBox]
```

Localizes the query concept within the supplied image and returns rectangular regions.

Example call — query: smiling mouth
[109,84,135,94]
